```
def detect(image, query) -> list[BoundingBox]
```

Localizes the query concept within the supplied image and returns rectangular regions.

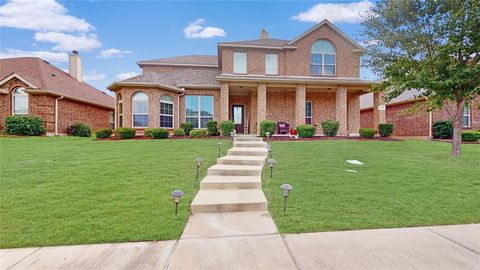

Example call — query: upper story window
[132,92,149,128]
[311,39,336,76]
[160,95,174,128]
[233,52,247,74]
[117,94,123,127]
[265,53,278,75]
[463,103,470,127]
[12,87,28,115]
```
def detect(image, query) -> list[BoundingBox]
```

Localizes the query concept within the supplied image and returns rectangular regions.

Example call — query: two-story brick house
[108,20,376,135]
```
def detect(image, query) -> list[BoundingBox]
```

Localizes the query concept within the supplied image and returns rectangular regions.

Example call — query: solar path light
[195,157,203,180]
[268,159,276,178]
[280,183,292,212]
[171,189,184,215]
[267,144,272,159]
[217,142,223,158]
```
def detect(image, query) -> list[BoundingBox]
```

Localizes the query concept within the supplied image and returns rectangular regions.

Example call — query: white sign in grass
[346,160,364,165]
[346,169,358,173]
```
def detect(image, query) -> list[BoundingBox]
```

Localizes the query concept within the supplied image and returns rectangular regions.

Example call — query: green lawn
[0,137,222,248]
[263,140,480,234]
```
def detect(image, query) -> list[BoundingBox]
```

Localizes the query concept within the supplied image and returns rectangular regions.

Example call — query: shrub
[144,128,155,137]
[296,124,316,138]
[95,128,113,139]
[151,128,169,139]
[461,130,480,142]
[3,115,45,136]
[206,121,219,136]
[71,123,91,137]
[173,128,186,136]
[220,120,235,136]
[260,120,277,137]
[190,129,207,137]
[359,128,376,138]
[433,120,453,139]
[378,123,394,137]
[115,127,135,139]
[180,122,194,136]
[321,120,339,137]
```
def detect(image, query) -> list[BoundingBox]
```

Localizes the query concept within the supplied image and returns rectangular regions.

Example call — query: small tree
[361,0,480,157]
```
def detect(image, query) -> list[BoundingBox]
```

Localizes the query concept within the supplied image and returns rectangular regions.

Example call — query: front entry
[232,104,245,134]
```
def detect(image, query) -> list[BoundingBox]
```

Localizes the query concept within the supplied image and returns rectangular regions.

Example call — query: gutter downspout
[177,88,186,128]
[55,96,64,136]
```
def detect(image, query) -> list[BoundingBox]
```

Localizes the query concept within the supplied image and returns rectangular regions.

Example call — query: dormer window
[233,52,247,74]
[311,39,336,76]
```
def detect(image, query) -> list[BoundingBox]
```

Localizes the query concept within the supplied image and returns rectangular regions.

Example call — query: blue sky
[0,0,375,93]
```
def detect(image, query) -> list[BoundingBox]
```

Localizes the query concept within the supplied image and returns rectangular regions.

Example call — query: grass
[0,136,224,248]
[262,139,480,234]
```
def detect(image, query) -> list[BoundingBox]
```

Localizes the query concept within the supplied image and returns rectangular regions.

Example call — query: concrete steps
[208,164,263,176]
[234,141,267,148]
[228,147,268,157]
[218,155,266,166]
[234,136,263,142]
[200,175,262,189]
[191,189,268,213]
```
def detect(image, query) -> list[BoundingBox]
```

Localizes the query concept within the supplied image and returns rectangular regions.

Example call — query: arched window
[160,95,174,128]
[132,92,149,127]
[117,94,123,127]
[12,87,28,115]
[311,39,336,76]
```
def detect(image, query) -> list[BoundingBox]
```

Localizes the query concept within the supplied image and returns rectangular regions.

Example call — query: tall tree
[361,0,480,157]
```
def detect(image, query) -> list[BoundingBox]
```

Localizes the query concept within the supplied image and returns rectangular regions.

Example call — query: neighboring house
[360,91,479,136]
[108,20,376,135]
[0,52,115,135]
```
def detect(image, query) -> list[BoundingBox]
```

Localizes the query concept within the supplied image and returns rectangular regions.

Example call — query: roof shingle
[138,55,218,66]
[218,38,290,47]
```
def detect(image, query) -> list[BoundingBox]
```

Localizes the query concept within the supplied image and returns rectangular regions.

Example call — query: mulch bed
[265,136,402,142]
[96,135,231,141]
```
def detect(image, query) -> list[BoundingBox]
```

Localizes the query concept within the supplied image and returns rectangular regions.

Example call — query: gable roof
[0,57,114,109]
[137,55,218,67]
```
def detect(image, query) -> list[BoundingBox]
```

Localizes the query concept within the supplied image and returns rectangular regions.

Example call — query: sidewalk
[1,224,479,270]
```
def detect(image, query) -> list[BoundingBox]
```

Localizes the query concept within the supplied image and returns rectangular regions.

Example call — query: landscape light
[280,183,292,212]
[195,157,203,180]
[266,132,270,139]
[171,189,184,215]
[217,142,223,158]
[230,131,236,143]
[268,158,276,178]
[267,144,272,159]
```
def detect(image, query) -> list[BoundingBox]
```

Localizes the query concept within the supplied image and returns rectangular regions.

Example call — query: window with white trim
[185,95,214,128]
[463,103,470,127]
[160,95,174,128]
[311,39,336,76]
[117,94,123,127]
[233,52,247,74]
[12,87,28,115]
[305,101,312,125]
[109,111,115,130]
[265,53,278,75]
[132,92,149,127]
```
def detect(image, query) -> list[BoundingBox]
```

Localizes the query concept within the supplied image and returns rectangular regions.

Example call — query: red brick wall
[360,109,373,129]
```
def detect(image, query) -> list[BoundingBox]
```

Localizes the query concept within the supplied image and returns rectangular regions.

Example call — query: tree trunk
[451,99,464,157]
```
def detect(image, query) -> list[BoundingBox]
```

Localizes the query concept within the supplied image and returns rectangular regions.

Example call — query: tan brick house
[0,53,114,135]
[108,20,375,135]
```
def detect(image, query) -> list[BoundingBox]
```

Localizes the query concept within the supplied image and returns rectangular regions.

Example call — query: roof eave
[107,81,185,93]
[217,43,297,50]
[137,61,218,68]
[217,74,377,86]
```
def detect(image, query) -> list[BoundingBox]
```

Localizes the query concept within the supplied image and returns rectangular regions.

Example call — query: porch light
[267,144,272,159]
[268,158,276,178]
[195,157,203,180]
[217,142,223,158]
[171,189,184,215]
[280,183,292,211]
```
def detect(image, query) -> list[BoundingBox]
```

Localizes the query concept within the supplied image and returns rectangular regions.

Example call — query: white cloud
[116,72,138,80]
[183,19,226,39]
[98,48,132,59]
[292,0,373,24]
[0,0,92,32]
[83,72,106,81]
[34,32,101,52]
[0,48,68,62]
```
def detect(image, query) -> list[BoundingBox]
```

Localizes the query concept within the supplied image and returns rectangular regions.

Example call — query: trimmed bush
[190,129,207,137]
[297,124,316,138]
[151,128,169,139]
[71,123,91,137]
[180,122,194,136]
[144,128,155,137]
[173,128,186,136]
[220,120,235,136]
[206,120,219,136]
[359,128,376,138]
[378,123,394,137]
[461,130,480,142]
[433,120,453,139]
[115,127,135,139]
[321,120,339,137]
[95,128,113,139]
[260,120,277,137]
[3,115,45,136]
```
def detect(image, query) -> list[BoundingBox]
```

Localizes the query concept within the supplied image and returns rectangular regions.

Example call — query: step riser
[228,150,268,157]
[234,143,267,148]
[217,159,265,166]
[191,202,267,214]
[200,182,261,189]
[207,169,262,176]
[234,137,263,142]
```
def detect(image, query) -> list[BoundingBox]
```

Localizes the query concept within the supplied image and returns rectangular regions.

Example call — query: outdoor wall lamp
[217,142,223,158]
[280,183,292,212]
[195,157,203,180]
[267,144,272,159]
[268,158,276,178]
[171,189,184,215]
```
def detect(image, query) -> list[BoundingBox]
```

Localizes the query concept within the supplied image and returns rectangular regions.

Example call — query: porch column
[295,84,306,128]
[220,83,229,122]
[257,83,267,135]
[250,89,257,134]
[347,94,360,135]
[335,87,348,136]
[373,92,386,129]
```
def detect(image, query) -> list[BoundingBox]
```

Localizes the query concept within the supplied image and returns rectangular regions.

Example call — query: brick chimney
[69,50,83,82]
[260,28,269,40]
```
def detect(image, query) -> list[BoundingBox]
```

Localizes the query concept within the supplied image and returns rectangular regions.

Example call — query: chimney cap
[72,50,79,55]
[260,29,269,40]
